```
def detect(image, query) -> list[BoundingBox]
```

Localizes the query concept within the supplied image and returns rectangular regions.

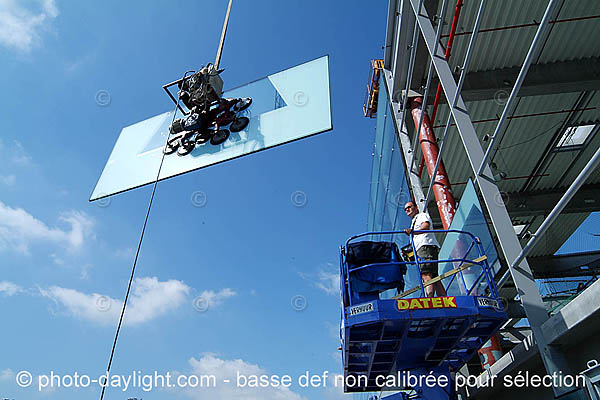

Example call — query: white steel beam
[383,70,427,208]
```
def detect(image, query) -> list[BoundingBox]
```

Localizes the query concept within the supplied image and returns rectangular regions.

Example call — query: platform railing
[404,229,497,299]
[341,229,499,308]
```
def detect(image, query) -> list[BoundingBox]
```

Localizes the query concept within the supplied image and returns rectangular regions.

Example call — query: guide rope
[98,87,184,400]
[99,3,235,396]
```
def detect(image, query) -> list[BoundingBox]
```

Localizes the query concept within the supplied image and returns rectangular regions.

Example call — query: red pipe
[479,335,504,370]
[410,0,463,227]
[417,0,463,180]
[409,97,457,230]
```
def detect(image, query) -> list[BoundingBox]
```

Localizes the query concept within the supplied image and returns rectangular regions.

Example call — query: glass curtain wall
[367,86,502,298]
[367,80,412,236]
[366,81,420,295]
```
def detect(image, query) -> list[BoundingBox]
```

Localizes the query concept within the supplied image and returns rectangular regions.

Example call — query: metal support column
[406,0,569,395]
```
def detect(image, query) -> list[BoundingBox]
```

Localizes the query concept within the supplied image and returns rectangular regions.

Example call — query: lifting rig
[364,59,384,118]
[340,230,507,399]
[161,0,253,156]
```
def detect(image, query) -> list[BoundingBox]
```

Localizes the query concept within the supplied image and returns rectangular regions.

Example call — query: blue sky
[1,2,598,400]
[0,1,389,399]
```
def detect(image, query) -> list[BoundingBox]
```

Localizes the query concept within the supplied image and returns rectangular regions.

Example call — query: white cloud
[0,0,58,52]
[198,288,237,308]
[0,202,95,254]
[322,376,347,400]
[58,211,95,249]
[315,268,340,296]
[39,277,191,326]
[0,281,22,296]
[39,286,118,325]
[298,263,340,296]
[127,277,191,324]
[175,353,306,400]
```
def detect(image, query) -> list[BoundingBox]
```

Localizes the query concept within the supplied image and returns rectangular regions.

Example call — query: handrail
[342,228,498,304]
[345,229,480,247]
[348,261,406,274]
[393,255,487,298]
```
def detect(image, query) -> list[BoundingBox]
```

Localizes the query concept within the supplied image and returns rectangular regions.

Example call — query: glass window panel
[90,111,174,200]
[365,80,419,296]
[388,144,412,239]
[373,112,394,233]
[438,179,500,296]
[376,100,396,231]
[556,124,596,148]
[91,56,332,201]
[368,83,388,230]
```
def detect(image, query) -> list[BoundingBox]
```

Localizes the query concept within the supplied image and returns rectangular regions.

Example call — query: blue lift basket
[340,229,508,398]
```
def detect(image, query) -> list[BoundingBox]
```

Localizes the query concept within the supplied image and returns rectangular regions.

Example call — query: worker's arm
[413,221,430,234]
[404,215,431,235]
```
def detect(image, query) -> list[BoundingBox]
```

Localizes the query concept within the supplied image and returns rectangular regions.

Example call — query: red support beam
[409,97,457,230]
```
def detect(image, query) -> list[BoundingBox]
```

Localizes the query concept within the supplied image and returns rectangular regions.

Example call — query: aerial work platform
[340,230,507,397]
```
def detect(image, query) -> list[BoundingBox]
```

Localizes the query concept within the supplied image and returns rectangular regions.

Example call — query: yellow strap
[392,255,487,299]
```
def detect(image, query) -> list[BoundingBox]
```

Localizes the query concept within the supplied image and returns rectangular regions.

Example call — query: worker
[404,201,446,297]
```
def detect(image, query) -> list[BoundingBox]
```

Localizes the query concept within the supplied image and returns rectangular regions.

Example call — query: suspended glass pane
[90,55,332,201]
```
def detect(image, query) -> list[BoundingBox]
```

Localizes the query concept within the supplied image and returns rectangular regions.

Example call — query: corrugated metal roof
[402,0,600,257]
[437,0,600,72]
[428,92,599,191]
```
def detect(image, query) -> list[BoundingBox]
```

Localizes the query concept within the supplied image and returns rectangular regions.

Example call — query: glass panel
[89,111,174,200]
[375,99,395,231]
[91,56,332,201]
[438,179,500,296]
[364,81,419,297]
[368,83,388,231]
[556,124,596,148]
[387,137,412,238]
[373,131,389,233]
[388,151,416,295]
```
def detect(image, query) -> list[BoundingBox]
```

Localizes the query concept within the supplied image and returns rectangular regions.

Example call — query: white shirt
[411,212,440,250]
